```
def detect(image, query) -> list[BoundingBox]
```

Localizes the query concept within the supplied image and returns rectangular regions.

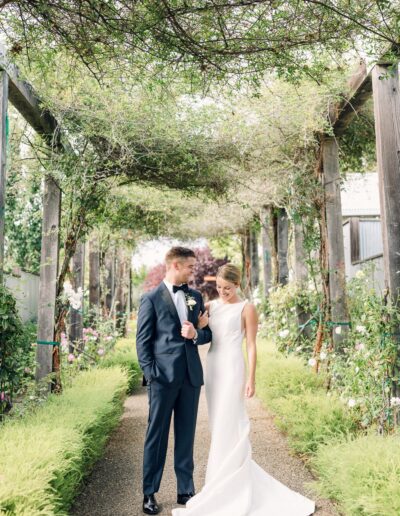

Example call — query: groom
[136,246,212,515]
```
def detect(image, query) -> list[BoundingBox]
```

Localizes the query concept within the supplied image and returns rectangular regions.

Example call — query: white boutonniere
[185,294,197,311]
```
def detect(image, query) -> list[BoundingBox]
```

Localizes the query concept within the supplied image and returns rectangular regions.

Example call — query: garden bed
[0,367,128,515]
[256,340,400,515]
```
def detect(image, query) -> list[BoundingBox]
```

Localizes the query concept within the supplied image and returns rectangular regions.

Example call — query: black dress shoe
[177,493,195,505]
[143,494,159,514]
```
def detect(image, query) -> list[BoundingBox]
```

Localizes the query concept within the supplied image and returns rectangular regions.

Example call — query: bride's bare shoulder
[243,302,258,318]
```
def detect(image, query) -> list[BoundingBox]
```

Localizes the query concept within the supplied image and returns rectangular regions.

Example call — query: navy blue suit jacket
[136,282,212,387]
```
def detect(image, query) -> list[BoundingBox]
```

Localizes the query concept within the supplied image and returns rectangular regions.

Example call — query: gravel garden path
[71,347,338,516]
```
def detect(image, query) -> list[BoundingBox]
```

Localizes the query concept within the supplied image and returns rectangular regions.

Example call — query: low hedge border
[0,367,128,515]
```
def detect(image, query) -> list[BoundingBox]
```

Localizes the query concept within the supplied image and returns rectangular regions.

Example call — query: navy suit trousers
[143,367,201,495]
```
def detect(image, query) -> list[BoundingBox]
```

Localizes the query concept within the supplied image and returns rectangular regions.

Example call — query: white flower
[355,270,365,279]
[355,342,365,351]
[348,399,356,408]
[335,326,342,335]
[320,351,327,360]
[63,281,83,310]
[279,329,290,339]
[390,397,400,407]
[355,366,360,373]
[185,295,197,311]
[308,358,317,367]
[295,345,302,352]
[356,325,367,334]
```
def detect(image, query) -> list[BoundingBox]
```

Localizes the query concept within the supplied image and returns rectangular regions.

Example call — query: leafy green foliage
[0,285,35,416]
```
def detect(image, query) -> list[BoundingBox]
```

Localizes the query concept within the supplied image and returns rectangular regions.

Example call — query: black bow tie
[173,284,189,294]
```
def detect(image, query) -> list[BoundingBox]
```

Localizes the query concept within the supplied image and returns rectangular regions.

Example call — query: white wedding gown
[172,299,315,516]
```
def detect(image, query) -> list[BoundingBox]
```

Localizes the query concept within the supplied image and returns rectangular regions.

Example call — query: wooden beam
[0,47,61,147]
[322,137,350,348]
[69,241,85,352]
[0,70,8,283]
[36,175,61,384]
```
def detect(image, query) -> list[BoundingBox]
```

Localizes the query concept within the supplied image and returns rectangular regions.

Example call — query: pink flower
[105,336,113,341]
[97,348,105,356]
[0,392,5,402]
[67,353,75,363]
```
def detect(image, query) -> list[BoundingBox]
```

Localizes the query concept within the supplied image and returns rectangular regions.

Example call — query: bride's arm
[244,304,258,398]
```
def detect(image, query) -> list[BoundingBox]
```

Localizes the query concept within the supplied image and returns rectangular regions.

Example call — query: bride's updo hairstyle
[216,264,241,286]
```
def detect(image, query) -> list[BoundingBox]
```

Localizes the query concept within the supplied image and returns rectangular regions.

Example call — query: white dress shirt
[163,279,188,324]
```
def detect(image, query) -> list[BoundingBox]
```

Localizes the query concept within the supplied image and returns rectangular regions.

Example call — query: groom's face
[174,257,196,284]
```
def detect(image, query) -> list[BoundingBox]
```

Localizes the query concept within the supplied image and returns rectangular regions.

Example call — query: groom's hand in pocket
[181,321,197,340]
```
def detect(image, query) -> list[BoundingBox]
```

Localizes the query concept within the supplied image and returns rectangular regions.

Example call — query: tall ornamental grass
[312,433,400,515]
[0,367,128,515]
[256,339,357,455]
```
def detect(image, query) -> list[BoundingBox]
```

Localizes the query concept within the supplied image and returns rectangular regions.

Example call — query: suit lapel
[159,282,182,326]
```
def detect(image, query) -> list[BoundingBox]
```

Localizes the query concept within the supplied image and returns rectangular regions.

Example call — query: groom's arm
[136,294,156,381]
[193,294,211,345]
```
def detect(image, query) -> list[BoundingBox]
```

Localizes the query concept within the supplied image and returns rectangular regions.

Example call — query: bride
[172,264,315,516]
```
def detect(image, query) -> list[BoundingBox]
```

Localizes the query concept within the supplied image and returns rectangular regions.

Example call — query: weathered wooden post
[322,137,349,349]
[372,62,400,396]
[36,175,61,385]
[0,70,8,283]
[115,248,130,333]
[89,235,100,322]
[69,241,85,352]
[261,206,273,297]
[277,208,289,285]
[250,224,260,291]
[293,221,312,337]
[240,228,252,298]
[104,247,116,318]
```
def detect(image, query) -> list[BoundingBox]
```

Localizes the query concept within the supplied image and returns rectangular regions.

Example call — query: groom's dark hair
[165,246,196,264]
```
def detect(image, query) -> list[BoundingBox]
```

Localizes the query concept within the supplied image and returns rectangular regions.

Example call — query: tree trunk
[372,63,400,398]
[36,176,61,389]
[69,241,85,352]
[261,206,273,297]
[322,137,349,350]
[0,71,8,283]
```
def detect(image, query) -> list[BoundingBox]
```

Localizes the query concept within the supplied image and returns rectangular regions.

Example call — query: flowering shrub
[261,281,320,355]
[328,270,400,430]
[261,267,400,431]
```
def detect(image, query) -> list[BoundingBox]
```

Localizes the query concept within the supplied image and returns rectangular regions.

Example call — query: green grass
[99,335,141,394]
[312,433,400,515]
[256,339,356,455]
[0,367,128,515]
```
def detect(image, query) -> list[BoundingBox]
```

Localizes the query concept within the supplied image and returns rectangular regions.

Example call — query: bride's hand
[197,310,209,329]
[245,380,255,398]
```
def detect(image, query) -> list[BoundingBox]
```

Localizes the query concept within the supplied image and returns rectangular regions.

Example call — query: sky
[131,237,208,271]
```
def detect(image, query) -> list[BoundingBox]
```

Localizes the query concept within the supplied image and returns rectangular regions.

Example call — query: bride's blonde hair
[216,264,241,286]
